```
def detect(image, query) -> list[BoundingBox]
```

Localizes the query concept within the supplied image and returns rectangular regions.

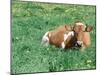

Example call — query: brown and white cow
[41,21,93,51]
[41,25,77,48]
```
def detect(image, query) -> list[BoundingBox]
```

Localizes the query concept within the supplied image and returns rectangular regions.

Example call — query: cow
[41,21,93,51]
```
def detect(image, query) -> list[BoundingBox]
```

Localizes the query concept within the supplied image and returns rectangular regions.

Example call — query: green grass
[11,1,96,74]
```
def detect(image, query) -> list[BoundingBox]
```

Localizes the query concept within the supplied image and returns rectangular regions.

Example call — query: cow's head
[73,21,93,33]
[73,21,93,47]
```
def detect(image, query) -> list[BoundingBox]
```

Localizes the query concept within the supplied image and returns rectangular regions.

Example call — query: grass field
[11,1,96,74]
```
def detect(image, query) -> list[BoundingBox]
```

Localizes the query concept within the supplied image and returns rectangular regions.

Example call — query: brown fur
[48,25,73,47]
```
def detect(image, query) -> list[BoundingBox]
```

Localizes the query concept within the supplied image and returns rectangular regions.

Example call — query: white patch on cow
[64,34,68,41]
[76,23,85,26]
[41,31,49,47]
[76,23,86,31]
[61,42,65,49]
[44,31,49,37]
[84,25,86,29]
[70,31,74,36]
[64,31,74,41]
[48,33,51,37]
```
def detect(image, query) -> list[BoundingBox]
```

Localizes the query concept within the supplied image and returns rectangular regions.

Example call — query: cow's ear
[71,25,74,30]
[85,26,93,32]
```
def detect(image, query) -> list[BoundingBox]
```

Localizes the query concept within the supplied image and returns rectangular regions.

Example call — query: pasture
[11,1,96,74]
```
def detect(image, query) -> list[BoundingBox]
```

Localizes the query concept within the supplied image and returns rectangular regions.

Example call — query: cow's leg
[41,31,50,47]
[61,42,65,49]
